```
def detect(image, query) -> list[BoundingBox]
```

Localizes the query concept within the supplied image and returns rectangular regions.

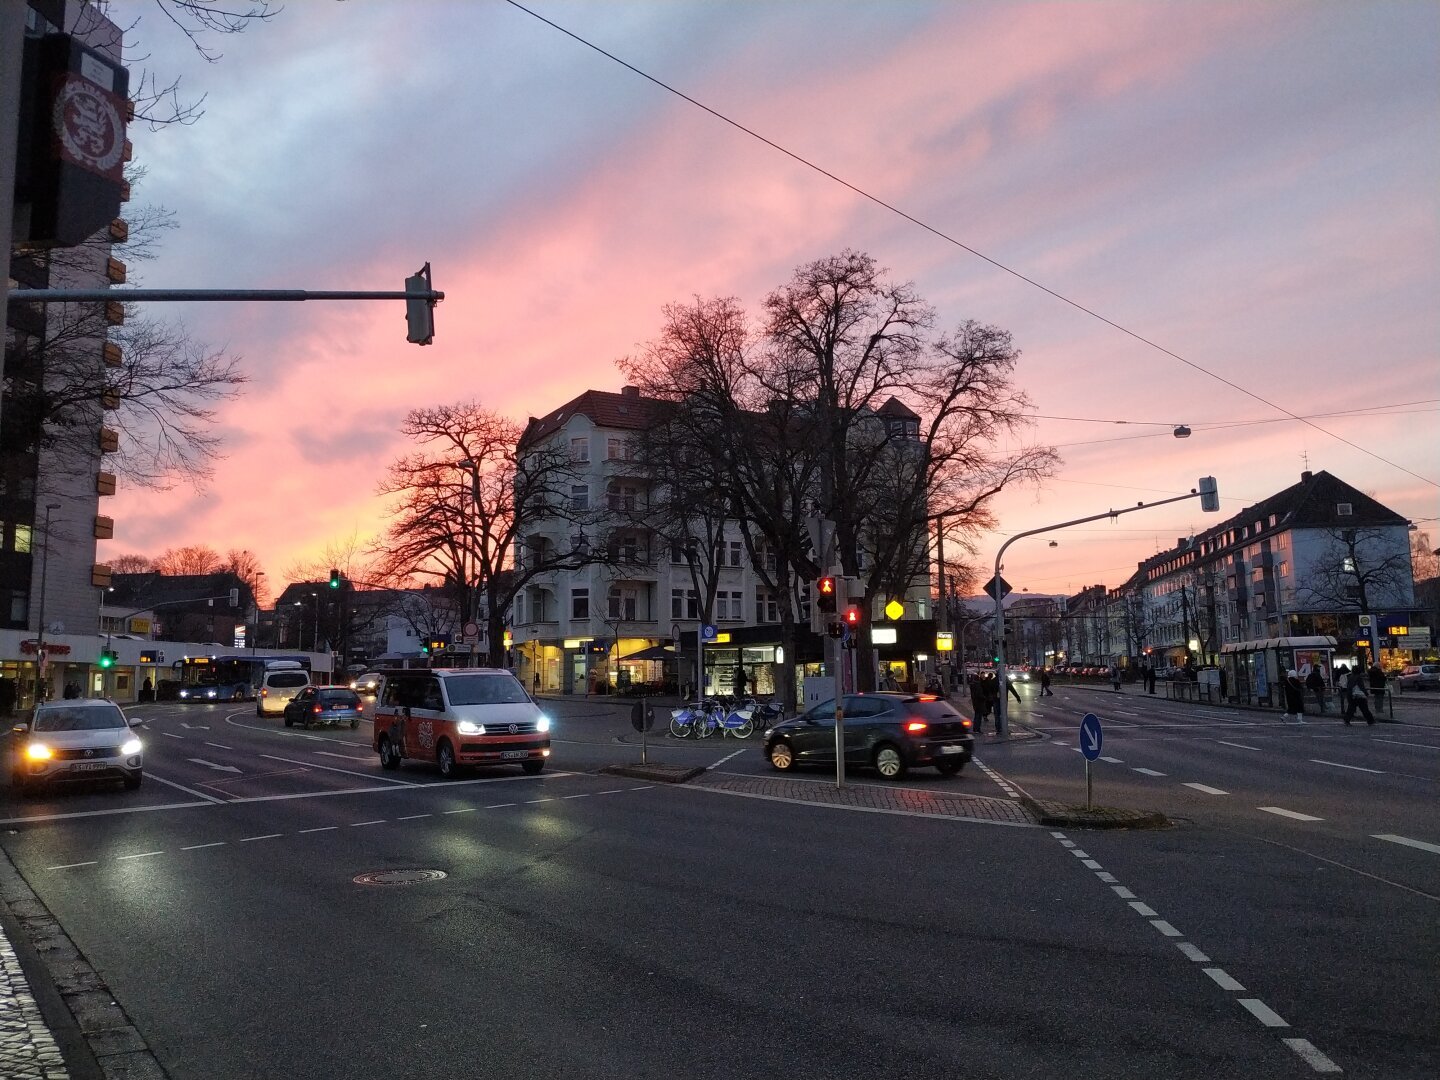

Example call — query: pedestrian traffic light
[816,576,837,614]
[826,621,844,639]
[228,587,240,607]
[843,605,862,629]
[98,649,115,669]
[329,568,341,589]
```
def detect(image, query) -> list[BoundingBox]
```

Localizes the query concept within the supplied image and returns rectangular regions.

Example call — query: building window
[571,588,589,619]
[716,590,744,620]
[607,586,637,620]
[607,481,638,512]
[671,589,698,620]
[1336,503,1352,516]
[569,484,589,511]
[606,436,631,461]
[8,523,31,553]
[1277,561,1288,578]
[715,540,742,568]
[670,540,688,564]
[755,590,779,624]
[570,437,589,463]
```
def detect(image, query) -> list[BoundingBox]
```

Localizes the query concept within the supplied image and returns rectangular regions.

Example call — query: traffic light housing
[843,605,863,630]
[405,263,436,346]
[98,649,115,669]
[817,576,837,613]
[329,568,341,589]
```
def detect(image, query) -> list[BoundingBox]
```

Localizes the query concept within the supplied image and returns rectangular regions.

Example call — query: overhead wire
[503,0,1438,490]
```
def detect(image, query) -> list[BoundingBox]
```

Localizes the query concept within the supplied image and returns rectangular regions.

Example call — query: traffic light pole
[993,480,1219,737]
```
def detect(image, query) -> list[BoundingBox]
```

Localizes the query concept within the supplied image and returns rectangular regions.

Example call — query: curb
[598,763,704,783]
[0,847,168,1079]
[1020,795,1171,830]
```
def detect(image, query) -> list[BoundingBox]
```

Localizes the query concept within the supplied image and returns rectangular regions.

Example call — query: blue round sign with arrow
[701,624,718,643]
[1079,712,1103,761]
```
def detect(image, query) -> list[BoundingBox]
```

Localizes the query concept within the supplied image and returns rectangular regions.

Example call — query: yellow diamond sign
[884,599,905,621]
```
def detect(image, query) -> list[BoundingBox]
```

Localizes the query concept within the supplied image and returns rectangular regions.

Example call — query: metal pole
[34,504,61,705]
[1086,759,1093,811]
[8,287,445,303]
[832,632,845,789]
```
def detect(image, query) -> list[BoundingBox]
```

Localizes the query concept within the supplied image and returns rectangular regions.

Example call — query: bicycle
[668,701,710,739]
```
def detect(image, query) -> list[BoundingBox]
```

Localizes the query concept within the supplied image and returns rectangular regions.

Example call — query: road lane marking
[1176,942,1210,962]
[1282,1038,1343,1074]
[1204,968,1246,991]
[1373,833,1440,856]
[1183,783,1229,795]
[1069,849,1090,858]
[1310,759,1382,774]
[1099,756,1123,763]
[396,814,431,821]
[1133,767,1167,776]
[204,742,233,750]
[181,842,226,851]
[315,751,371,762]
[1216,741,1263,751]
[1129,901,1159,917]
[240,834,282,842]
[1238,999,1289,1027]
[47,861,98,870]
[146,771,229,804]
[1111,886,1136,899]
[160,731,184,739]
[443,808,476,814]
[707,748,747,770]
[1258,806,1324,822]
[350,820,386,827]
[1150,920,1183,937]
[485,803,516,809]
[299,826,337,833]
[259,753,416,785]
[1081,859,1102,869]
[1095,872,1117,883]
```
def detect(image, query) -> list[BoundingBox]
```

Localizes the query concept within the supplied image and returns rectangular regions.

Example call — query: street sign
[983,574,1012,601]
[463,621,480,638]
[701,624,718,642]
[1079,712,1103,761]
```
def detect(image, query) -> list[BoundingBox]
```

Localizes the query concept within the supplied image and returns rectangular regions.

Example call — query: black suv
[764,693,974,780]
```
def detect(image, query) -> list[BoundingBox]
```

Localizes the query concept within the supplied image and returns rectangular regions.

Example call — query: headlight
[537,716,551,733]
[120,738,143,755]
[25,743,52,761]
[206,688,217,699]
[457,720,486,735]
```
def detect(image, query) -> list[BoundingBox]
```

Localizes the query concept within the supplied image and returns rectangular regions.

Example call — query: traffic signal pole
[992,479,1220,737]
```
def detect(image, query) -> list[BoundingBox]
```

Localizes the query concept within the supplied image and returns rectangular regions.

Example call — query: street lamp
[34,502,61,705]
[250,571,266,655]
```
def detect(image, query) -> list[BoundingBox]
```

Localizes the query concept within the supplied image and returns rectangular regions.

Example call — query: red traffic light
[817,576,837,613]
[843,605,862,626]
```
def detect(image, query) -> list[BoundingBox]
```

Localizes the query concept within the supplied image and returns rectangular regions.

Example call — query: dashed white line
[443,808,476,815]
[595,789,625,795]
[526,798,556,804]
[396,814,431,821]
[1081,859,1102,869]
[48,861,97,870]
[1310,759,1382,774]
[1095,871,1118,883]
[1133,768,1167,776]
[1216,741,1263,751]
[240,834,282,842]
[1099,756,1124,764]
[1204,968,1246,991]
[485,802,516,809]
[707,748,746,770]
[1176,942,1211,963]
[160,731,184,739]
[562,793,591,799]
[1070,849,1091,859]
[299,826,337,834]
[1111,886,1137,900]
[180,842,226,851]
[350,820,385,827]
[117,851,164,860]
[204,742,233,750]
[1373,833,1440,855]
[1058,839,1077,848]
[1282,1038,1342,1074]
[1258,806,1324,822]
[1183,783,1229,795]
[1129,901,1159,917]
[1238,998,1289,1028]
[1150,919,1183,937]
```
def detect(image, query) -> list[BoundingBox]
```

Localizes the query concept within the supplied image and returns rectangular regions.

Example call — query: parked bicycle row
[668,698,785,740]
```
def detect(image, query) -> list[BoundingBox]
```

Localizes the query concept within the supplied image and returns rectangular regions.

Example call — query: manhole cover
[353,869,448,887]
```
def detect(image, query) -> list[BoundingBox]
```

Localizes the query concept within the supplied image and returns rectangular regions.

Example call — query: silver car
[11,699,144,793]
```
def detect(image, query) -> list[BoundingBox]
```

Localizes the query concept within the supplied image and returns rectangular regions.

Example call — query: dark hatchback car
[283,686,363,729]
[765,692,974,780]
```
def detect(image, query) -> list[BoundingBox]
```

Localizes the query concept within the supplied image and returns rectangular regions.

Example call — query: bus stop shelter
[1219,635,1337,707]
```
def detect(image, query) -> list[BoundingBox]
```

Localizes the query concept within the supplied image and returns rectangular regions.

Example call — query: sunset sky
[102,0,1439,601]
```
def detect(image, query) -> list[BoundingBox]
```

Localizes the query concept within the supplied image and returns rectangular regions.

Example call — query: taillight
[905,721,928,733]
[260,688,268,698]
[314,704,323,714]
[962,719,973,729]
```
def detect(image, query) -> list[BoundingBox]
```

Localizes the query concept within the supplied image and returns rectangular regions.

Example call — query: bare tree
[109,553,153,574]
[371,402,597,667]
[1295,527,1415,617]
[153,544,223,575]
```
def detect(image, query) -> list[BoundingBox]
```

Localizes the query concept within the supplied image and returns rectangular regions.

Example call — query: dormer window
[1336,503,1352,516]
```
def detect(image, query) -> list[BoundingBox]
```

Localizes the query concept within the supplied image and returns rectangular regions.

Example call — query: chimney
[1301,470,1313,482]
[620,385,640,399]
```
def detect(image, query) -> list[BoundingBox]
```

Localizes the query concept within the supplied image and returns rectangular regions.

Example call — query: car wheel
[284,714,293,727]
[874,743,908,781]
[123,771,142,790]
[936,760,964,777]
[379,736,400,770]
[437,740,457,779]
[522,759,545,775]
[350,718,359,730]
[768,740,795,772]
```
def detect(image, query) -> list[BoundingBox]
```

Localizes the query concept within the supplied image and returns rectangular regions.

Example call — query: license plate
[500,750,528,760]
[940,744,964,755]
[71,762,110,771]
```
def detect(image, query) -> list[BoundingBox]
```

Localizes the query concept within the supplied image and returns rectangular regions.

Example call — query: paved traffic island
[598,762,705,783]
[1021,796,1171,830]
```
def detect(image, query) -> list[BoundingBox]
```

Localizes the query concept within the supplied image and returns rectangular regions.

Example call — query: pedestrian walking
[1367,663,1387,715]
[1040,668,1054,697]
[1305,666,1326,714]
[1143,662,1157,695]
[1281,669,1306,723]
[1109,664,1122,692]
[1346,666,1375,725]
[1005,673,1022,703]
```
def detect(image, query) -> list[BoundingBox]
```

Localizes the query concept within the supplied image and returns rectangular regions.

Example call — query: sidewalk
[1051,680,1440,728]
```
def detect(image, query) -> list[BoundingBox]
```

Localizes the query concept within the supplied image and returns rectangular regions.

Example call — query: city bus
[174,652,334,702]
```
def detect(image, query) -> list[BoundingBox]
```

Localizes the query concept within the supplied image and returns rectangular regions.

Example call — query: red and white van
[371,668,552,778]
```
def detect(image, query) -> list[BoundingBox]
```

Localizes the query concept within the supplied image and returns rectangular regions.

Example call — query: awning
[618,644,676,662]
[1220,636,1337,654]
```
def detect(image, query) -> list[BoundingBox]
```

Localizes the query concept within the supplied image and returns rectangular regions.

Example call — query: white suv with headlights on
[11,699,144,793]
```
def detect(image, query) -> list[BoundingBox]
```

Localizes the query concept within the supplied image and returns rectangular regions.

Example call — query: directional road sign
[701,624,718,642]
[1079,712,1103,761]
[983,574,1012,601]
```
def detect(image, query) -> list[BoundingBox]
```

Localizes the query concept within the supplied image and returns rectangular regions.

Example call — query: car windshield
[443,674,530,706]
[315,690,359,706]
[34,705,127,732]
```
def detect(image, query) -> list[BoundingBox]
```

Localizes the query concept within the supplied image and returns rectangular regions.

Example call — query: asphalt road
[0,690,1435,1079]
